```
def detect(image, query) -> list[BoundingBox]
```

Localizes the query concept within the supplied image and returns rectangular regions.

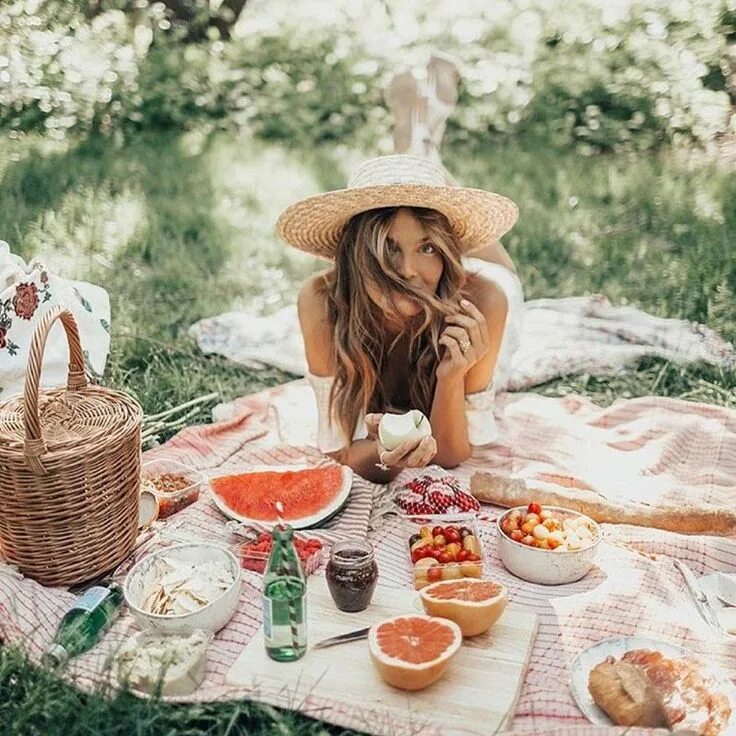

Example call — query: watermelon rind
[208,464,353,529]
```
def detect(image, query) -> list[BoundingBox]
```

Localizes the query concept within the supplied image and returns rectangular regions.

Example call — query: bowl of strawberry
[240,532,324,576]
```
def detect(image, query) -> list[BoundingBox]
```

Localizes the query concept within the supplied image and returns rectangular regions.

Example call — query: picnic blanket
[189,295,736,390]
[2,379,736,736]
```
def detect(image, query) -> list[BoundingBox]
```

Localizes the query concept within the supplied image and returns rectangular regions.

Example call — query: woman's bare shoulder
[464,271,509,317]
[297,270,332,316]
[297,270,334,374]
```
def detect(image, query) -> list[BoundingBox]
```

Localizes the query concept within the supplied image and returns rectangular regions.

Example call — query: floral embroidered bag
[0,241,111,399]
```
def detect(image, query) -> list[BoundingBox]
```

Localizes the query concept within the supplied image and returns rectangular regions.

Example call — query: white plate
[570,636,736,733]
[209,464,353,529]
[701,573,736,631]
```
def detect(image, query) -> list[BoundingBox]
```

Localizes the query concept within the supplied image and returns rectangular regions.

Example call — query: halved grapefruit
[368,615,462,691]
[209,464,352,529]
[419,579,508,637]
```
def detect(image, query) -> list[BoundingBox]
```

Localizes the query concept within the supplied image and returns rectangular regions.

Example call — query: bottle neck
[266,524,304,579]
[41,643,69,669]
[272,525,294,544]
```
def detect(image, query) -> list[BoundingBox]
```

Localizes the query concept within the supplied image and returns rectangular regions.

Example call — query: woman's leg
[383,54,518,274]
[384,68,421,155]
[425,52,460,153]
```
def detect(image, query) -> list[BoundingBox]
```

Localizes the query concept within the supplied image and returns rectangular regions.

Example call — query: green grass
[1,128,735,734]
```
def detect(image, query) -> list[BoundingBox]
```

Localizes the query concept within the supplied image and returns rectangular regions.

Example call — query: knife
[313,626,371,650]
[674,559,721,632]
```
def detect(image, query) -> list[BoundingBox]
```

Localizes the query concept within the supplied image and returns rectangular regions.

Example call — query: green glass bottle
[263,525,307,662]
[42,583,123,668]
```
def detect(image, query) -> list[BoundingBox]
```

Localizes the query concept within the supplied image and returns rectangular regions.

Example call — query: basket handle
[24,306,88,474]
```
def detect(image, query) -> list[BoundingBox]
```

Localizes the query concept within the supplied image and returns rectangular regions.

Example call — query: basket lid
[0,385,142,457]
[0,307,142,473]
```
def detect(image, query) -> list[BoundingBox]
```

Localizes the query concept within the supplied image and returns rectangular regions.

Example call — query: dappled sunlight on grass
[207,134,368,314]
[1,129,733,414]
[22,185,147,279]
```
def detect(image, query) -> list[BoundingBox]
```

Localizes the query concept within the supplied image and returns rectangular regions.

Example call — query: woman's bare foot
[384,69,421,154]
[428,52,460,106]
[425,52,461,148]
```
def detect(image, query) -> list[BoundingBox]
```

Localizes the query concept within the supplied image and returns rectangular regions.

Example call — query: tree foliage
[0,0,733,153]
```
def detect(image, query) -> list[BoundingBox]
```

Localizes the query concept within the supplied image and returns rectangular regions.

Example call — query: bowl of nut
[496,502,601,585]
[141,459,206,519]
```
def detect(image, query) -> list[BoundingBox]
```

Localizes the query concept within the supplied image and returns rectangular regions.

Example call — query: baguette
[470,472,736,535]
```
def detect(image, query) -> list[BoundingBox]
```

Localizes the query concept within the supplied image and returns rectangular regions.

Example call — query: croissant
[588,659,668,728]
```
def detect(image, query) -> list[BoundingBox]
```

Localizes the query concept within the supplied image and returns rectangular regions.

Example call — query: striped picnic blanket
[2,379,736,736]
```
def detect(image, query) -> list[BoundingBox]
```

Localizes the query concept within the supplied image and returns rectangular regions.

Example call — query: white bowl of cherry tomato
[406,515,485,589]
[496,503,601,585]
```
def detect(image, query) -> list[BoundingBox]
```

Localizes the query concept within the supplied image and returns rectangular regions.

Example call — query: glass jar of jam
[325,539,378,612]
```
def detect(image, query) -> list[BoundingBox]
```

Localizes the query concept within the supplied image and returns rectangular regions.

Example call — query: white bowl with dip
[496,506,602,585]
[123,543,242,634]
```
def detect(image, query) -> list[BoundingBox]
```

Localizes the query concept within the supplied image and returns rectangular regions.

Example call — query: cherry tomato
[444,528,461,544]
[431,526,444,537]
[456,549,470,562]
[414,547,433,561]
[438,552,453,564]
[527,502,542,516]
[510,529,524,542]
[430,548,445,560]
[427,566,443,582]
[466,553,481,562]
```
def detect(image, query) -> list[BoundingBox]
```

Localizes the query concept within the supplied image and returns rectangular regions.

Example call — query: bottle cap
[42,643,69,668]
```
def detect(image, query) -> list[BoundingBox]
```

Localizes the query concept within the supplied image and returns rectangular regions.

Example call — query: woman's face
[369,208,445,321]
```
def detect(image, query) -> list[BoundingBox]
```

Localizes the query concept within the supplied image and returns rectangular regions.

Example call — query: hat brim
[275,183,519,260]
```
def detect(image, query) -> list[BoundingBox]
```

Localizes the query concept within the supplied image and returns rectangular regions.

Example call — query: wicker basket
[0,307,143,586]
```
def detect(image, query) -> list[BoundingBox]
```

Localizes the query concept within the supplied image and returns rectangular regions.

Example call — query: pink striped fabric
[1,379,736,736]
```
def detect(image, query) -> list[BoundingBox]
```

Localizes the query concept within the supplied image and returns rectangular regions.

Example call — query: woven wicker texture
[276,155,519,260]
[0,307,143,586]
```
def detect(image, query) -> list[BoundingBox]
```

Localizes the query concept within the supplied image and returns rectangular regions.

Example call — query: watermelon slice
[209,464,353,529]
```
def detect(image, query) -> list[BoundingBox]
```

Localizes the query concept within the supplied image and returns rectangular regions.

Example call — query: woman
[276,154,524,483]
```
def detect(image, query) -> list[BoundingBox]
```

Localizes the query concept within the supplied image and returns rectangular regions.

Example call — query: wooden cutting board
[226,576,538,736]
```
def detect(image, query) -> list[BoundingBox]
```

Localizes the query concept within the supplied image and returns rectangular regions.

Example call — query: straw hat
[276,154,518,260]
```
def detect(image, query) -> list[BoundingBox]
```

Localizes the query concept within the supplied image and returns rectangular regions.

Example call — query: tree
[85,0,250,41]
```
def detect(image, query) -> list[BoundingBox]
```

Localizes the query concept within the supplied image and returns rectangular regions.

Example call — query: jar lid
[329,539,375,567]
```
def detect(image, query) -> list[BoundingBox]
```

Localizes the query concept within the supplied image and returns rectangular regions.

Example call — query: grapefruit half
[209,464,352,529]
[419,579,508,637]
[368,615,462,691]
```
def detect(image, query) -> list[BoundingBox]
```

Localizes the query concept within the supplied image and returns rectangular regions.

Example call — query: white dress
[308,258,525,452]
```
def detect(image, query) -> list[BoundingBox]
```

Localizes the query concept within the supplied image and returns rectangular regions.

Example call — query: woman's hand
[365,413,438,470]
[437,298,489,381]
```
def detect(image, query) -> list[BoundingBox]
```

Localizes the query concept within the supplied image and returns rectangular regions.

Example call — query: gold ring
[375,451,391,472]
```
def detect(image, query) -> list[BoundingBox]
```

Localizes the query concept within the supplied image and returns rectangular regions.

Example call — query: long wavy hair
[319,206,468,444]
